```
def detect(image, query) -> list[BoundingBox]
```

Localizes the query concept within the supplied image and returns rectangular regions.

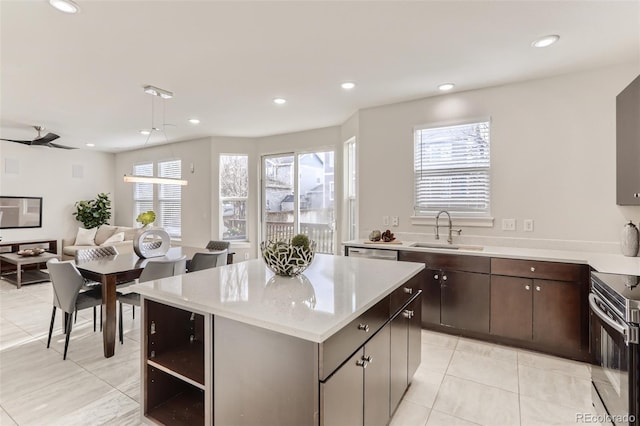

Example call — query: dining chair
[206,240,230,251]
[189,249,228,272]
[118,255,187,343]
[74,246,120,327]
[46,258,103,360]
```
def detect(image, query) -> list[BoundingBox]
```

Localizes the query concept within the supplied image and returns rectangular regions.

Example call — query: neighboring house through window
[414,120,491,217]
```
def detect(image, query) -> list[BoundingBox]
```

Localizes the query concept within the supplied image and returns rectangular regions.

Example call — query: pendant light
[123,85,188,186]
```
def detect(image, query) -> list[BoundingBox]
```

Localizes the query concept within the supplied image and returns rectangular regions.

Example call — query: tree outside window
[220,154,248,241]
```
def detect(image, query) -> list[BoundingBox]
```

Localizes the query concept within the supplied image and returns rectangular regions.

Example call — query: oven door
[590,293,639,425]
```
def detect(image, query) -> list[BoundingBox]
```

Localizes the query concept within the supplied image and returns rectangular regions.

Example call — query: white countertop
[344,240,640,276]
[130,254,424,343]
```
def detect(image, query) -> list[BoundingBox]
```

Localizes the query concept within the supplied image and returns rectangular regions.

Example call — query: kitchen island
[130,254,424,425]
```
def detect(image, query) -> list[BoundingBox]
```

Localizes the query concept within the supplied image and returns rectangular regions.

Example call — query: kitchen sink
[410,242,484,251]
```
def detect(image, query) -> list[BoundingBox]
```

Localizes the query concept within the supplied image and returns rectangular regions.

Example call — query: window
[414,120,490,217]
[132,160,182,239]
[133,162,153,221]
[158,160,182,238]
[345,138,357,240]
[220,154,248,241]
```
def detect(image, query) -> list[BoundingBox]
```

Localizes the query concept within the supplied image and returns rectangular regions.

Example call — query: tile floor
[0,279,600,426]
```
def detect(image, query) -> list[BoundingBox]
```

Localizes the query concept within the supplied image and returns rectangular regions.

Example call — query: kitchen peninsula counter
[131,254,425,425]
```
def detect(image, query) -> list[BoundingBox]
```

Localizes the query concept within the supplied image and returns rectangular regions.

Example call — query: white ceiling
[1,0,639,152]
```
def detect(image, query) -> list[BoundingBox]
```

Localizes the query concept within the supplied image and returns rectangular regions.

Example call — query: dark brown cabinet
[390,295,422,416]
[490,258,588,359]
[616,74,640,205]
[398,251,490,333]
[321,324,391,426]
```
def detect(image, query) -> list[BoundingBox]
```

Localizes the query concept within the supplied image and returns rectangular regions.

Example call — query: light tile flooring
[0,279,599,426]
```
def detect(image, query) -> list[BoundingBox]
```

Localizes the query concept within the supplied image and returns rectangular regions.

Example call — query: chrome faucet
[435,210,461,244]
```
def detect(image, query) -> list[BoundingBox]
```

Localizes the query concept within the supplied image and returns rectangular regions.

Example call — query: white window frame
[411,119,494,228]
[132,159,183,239]
[344,137,357,240]
[219,154,249,242]
[157,159,182,239]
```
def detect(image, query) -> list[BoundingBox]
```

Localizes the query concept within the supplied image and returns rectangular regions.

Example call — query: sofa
[62,224,138,260]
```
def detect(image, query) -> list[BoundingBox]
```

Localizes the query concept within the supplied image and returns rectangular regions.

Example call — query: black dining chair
[118,255,187,343]
[46,258,103,360]
[189,249,228,272]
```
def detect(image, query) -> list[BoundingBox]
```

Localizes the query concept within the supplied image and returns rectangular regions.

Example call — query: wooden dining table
[76,246,207,358]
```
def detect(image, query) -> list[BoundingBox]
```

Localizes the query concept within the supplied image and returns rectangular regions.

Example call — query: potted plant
[136,210,156,228]
[73,192,112,229]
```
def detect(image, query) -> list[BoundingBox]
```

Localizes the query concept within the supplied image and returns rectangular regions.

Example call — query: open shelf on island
[146,366,204,426]
[148,341,205,388]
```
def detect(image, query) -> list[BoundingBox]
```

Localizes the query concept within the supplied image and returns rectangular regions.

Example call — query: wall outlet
[383,216,390,226]
[391,216,399,227]
[502,218,516,231]
[523,219,534,232]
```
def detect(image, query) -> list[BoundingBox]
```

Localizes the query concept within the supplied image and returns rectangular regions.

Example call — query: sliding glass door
[261,150,335,254]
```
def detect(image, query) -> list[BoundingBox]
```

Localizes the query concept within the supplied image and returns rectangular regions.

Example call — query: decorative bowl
[17,248,45,257]
[260,240,316,276]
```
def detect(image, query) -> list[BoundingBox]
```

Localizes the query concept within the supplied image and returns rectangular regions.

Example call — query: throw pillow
[100,232,124,246]
[94,224,117,246]
[74,227,97,246]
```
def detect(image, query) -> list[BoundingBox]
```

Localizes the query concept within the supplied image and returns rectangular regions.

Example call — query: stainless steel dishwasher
[346,246,398,261]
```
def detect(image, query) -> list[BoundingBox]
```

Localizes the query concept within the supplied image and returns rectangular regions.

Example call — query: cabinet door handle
[535,286,541,291]
[434,274,439,280]
[442,275,448,281]
[403,309,414,319]
[356,359,368,368]
[530,267,536,272]
[362,355,373,363]
[634,193,639,198]
[403,287,413,294]
[525,285,530,290]
[150,321,156,335]
[358,323,370,332]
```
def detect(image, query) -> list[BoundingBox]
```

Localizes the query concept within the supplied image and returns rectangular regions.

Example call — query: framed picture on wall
[0,196,43,229]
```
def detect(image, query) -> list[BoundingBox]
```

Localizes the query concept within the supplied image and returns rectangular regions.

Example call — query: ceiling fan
[0,126,76,149]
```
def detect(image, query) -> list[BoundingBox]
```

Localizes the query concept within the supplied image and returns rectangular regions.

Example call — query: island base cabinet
[321,324,391,426]
[390,295,422,415]
[213,316,318,426]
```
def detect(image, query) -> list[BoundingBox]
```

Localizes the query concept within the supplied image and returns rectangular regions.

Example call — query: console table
[0,239,58,254]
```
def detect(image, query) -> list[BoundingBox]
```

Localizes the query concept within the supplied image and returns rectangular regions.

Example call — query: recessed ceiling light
[341,82,356,90]
[85,143,95,147]
[273,98,287,105]
[49,0,80,14]
[532,35,560,48]
[189,118,200,124]
[140,130,151,135]
[438,83,455,91]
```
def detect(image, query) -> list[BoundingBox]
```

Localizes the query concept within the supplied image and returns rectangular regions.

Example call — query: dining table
[75,246,210,358]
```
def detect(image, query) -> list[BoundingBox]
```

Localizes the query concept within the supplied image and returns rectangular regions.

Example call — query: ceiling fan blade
[47,142,77,150]
[0,138,31,145]
[33,133,60,144]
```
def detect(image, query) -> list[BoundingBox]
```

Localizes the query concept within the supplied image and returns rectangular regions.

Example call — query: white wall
[357,63,640,250]
[0,143,115,244]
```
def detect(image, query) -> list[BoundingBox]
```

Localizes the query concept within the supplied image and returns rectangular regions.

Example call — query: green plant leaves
[74,192,112,229]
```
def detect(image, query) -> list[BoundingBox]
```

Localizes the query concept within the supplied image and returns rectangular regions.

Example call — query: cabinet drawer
[319,296,390,381]
[491,258,585,282]
[390,272,423,314]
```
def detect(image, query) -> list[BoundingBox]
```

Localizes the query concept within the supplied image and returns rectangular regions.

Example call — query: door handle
[525,285,530,291]
[403,287,413,294]
[357,323,370,332]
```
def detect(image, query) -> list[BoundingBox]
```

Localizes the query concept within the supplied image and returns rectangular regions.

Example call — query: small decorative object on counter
[261,234,316,276]
[381,229,395,242]
[133,228,170,258]
[368,230,382,241]
[621,221,639,257]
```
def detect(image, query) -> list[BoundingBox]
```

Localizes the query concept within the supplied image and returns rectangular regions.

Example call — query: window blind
[414,121,490,215]
[158,160,181,238]
[133,163,153,220]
